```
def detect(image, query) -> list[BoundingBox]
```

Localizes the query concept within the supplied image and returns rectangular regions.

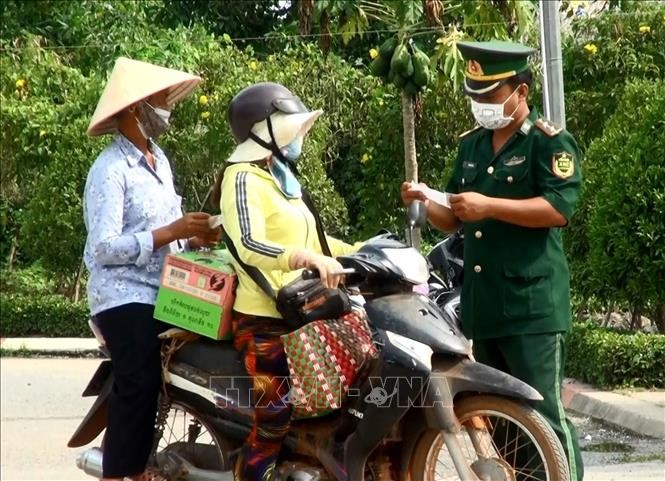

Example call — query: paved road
[1,358,103,480]
[1,358,664,481]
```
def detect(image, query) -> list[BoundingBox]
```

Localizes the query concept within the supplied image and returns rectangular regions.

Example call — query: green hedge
[566,322,665,389]
[0,292,90,337]
[565,79,665,314]
[2,282,664,390]
[0,263,56,295]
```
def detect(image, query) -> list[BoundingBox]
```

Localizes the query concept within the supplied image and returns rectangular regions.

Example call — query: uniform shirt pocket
[492,162,531,197]
[460,161,480,190]
[502,263,554,320]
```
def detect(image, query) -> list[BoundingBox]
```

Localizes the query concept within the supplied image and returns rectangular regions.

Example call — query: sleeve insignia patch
[552,152,575,178]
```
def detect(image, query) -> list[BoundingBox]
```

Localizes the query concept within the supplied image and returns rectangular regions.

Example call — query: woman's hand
[289,249,345,288]
[154,212,218,250]
[189,226,223,249]
[167,212,213,240]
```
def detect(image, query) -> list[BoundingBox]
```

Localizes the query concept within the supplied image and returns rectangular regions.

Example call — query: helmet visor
[272,96,308,115]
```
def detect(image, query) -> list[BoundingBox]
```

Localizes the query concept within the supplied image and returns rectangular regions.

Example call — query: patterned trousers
[233,313,292,481]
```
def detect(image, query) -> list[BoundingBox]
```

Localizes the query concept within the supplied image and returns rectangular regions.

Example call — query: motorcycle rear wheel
[150,400,235,473]
[410,395,570,481]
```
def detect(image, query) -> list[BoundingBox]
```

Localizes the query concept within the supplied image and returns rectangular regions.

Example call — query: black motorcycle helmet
[227,82,309,163]
[209,83,311,208]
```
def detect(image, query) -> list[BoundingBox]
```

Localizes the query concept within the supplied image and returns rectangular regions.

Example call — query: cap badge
[468,60,484,76]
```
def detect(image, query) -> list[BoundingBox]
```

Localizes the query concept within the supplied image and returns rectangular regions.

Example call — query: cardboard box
[154,249,236,340]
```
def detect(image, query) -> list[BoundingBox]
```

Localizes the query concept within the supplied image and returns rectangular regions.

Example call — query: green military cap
[456,40,536,96]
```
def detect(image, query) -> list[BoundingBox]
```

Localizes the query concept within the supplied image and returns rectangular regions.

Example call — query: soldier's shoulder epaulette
[534,118,563,137]
[459,125,483,139]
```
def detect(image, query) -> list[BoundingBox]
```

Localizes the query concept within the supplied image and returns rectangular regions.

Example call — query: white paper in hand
[208,215,223,229]
[425,188,452,209]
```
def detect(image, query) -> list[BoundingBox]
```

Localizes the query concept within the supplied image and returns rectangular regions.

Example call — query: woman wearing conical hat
[83,57,219,481]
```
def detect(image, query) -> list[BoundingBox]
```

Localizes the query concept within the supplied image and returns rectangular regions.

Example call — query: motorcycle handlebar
[302,268,357,281]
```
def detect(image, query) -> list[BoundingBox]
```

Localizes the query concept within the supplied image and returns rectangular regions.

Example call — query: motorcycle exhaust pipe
[183,468,234,481]
[158,452,235,481]
[75,447,235,481]
[76,447,104,478]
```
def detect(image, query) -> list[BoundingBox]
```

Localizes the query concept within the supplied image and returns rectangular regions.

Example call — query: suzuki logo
[348,408,364,419]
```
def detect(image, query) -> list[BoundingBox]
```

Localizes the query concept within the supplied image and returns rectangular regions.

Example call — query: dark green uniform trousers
[473,332,584,481]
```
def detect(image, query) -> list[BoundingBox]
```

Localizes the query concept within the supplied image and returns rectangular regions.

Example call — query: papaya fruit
[391,44,412,77]
[369,55,390,78]
[412,48,431,87]
[403,54,415,78]
[392,72,407,88]
[379,36,399,59]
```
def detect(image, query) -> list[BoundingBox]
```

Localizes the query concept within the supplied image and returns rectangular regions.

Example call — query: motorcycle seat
[173,337,246,377]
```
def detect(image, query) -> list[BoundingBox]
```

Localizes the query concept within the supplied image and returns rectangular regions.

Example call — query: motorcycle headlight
[383,247,429,285]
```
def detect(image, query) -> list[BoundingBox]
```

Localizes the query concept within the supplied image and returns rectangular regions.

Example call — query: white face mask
[470,87,521,130]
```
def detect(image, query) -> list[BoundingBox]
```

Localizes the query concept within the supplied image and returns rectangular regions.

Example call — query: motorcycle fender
[82,360,112,397]
[432,356,543,401]
[398,408,430,480]
[67,365,113,448]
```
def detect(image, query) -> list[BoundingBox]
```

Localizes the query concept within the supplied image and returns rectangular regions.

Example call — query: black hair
[506,69,533,90]
[210,166,226,212]
[209,158,268,212]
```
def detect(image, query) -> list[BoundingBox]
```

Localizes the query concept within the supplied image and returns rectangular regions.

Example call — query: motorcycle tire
[409,395,570,481]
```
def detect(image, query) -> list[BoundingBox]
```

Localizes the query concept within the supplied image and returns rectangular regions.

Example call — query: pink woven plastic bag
[281,310,377,419]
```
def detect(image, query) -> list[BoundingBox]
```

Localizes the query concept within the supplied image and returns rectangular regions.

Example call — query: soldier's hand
[401,181,431,208]
[449,192,492,222]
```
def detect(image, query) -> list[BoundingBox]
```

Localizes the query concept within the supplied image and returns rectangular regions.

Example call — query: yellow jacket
[220,162,362,318]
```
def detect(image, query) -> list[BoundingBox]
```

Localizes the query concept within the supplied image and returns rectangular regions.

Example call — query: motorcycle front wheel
[410,395,570,481]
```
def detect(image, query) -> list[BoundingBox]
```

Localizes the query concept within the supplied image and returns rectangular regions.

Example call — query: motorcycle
[426,229,464,324]
[70,201,569,481]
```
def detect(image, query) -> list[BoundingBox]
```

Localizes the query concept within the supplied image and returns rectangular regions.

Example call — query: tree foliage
[0,1,488,279]
[1,0,664,331]
[562,4,665,150]
[156,0,295,50]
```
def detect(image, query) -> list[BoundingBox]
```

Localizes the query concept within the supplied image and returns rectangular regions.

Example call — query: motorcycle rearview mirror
[407,200,428,229]
[405,200,428,249]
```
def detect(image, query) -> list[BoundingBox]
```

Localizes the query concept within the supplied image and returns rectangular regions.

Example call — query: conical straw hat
[87,57,201,137]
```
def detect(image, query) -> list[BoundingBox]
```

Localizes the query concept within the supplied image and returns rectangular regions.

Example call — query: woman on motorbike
[210,82,365,481]
[83,57,220,481]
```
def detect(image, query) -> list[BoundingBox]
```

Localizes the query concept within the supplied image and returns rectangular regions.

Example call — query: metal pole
[539,0,566,128]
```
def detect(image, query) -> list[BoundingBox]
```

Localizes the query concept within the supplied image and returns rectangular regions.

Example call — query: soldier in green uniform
[402,41,584,480]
